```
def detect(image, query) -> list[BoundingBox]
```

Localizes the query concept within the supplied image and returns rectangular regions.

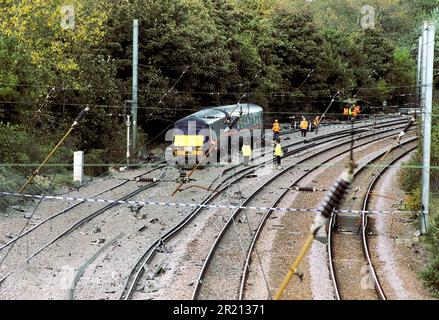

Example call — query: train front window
[173,121,210,146]
[174,135,204,147]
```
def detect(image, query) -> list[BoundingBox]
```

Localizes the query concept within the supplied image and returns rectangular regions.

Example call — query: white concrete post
[73,151,84,184]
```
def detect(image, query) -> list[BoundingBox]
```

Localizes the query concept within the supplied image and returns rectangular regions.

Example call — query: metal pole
[421,22,428,122]
[132,19,139,154]
[421,23,435,235]
[416,36,423,108]
[127,115,131,166]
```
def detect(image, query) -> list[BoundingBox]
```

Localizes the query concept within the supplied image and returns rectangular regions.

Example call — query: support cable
[17,106,89,194]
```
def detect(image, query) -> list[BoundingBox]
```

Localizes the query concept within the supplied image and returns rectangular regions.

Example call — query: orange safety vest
[313,117,320,127]
[300,120,308,129]
[349,107,357,117]
[355,106,361,114]
[272,122,280,132]
[343,108,349,116]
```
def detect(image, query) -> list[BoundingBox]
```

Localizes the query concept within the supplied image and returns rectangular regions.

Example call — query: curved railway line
[0,164,166,262]
[0,115,419,301]
[117,118,407,299]
[327,138,418,300]
[111,117,414,300]
[191,125,417,300]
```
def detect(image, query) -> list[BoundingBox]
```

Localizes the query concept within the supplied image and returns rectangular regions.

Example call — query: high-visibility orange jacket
[349,107,357,117]
[272,122,280,132]
[313,117,320,127]
[355,106,361,114]
[300,120,308,129]
[343,108,349,116]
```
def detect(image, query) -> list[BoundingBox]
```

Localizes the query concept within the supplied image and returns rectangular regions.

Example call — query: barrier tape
[0,191,421,216]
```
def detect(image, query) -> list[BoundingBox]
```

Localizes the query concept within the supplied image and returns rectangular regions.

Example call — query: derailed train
[166,104,264,165]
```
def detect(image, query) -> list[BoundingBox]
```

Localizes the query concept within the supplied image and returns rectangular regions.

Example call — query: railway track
[0,116,412,300]
[0,163,167,263]
[118,118,410,300]
[191,125,417,300]
[328,138,418,300]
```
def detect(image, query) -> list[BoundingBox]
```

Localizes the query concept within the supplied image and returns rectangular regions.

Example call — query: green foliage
[0,166,26,210]
[399,104,439,297]
[421,209,439,298]
[84,149,108,176]
[0,0,437,205]
[399,151,423,192]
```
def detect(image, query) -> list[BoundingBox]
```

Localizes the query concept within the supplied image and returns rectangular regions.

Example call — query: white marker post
[73,151,84,184]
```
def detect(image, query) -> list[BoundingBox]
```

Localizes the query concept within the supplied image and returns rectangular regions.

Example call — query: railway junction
[0,1,438,304]
[0,115,433,300]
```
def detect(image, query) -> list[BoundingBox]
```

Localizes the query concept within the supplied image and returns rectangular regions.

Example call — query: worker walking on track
[274,139,283,169]
[272,119,280,141]
[313,115,321,135]
[343,106,349,121]
[300,117,308,137]
[349,105,357,120]
[242,143,252,166]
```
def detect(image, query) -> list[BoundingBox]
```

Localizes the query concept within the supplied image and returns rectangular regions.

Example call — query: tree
[0,0,110,87]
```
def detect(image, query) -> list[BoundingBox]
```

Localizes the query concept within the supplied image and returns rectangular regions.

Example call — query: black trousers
[301,129,307,137]
[276,156,281,165]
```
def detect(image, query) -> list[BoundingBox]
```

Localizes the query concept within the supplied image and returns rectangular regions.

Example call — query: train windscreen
[173,121,210,146]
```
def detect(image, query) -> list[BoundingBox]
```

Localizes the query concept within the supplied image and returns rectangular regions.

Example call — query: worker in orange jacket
[343,107,349,121]
[349,106,357,120]
[313,115,321,135]
[272,119,280,141]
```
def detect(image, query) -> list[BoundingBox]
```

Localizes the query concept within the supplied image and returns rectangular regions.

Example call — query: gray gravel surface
[0,116,423,300]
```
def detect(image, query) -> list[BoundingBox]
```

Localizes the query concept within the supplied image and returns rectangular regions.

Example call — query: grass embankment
[399,105,439,298]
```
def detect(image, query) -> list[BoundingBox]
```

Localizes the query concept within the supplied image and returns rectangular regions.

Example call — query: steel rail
[118,119,405,299]
[327,138,418,300]
[68,233,125,300]
[119,119,410,300]
[360,145,418,300]
[26,171,166,262]
[192,130,417,300]
[327,212,340,299]
[0,165,166,253]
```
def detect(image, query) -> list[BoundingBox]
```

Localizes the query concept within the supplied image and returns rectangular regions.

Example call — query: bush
[0,167,24,210]
[421,209,439,298]
[421,259,439,298]
[85,149,108,177]
[399,150,422,193]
